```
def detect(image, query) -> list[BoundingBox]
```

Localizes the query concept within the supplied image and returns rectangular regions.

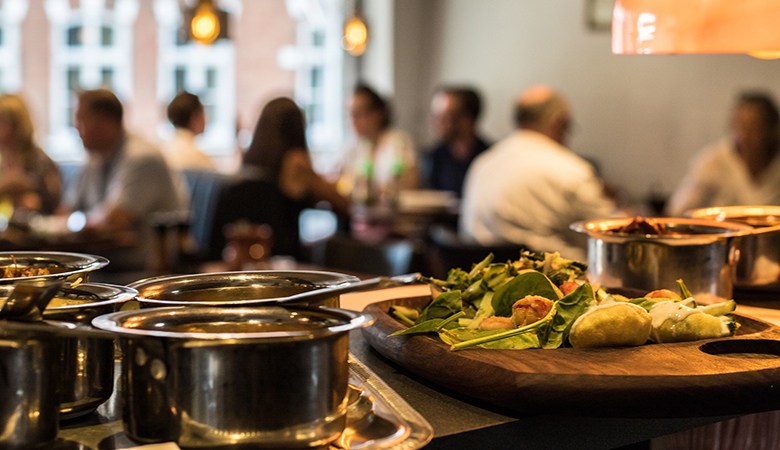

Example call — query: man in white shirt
[162,92,215,172]
[666,92,780,216]
[459,85,619,261]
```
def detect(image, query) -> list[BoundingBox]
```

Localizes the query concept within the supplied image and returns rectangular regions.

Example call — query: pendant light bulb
[343,15,367,56]
[191,0,220,45]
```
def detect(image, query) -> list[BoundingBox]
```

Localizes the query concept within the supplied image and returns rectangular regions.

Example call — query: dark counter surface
[348,331,737,450]
[43,329,742,450]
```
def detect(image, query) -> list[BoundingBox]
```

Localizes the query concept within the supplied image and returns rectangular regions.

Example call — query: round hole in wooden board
[700,339,780,359]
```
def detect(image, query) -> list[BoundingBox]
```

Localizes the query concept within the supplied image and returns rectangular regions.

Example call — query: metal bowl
[571,217,752,299]
[0,251,109,284]
[689,206,780,291]
[92,306,374,448]
[129,270,360,308]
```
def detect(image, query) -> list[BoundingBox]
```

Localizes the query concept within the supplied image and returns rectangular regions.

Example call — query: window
[67,26,81,46]
[280,0,345,169]
[153,0,239,156]
[45,0,139,161]
[0,0,28,94]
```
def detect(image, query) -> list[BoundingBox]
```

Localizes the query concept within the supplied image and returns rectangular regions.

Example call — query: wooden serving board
[362,296,780,418]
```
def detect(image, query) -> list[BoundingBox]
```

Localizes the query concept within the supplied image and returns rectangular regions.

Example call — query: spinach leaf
[469,253,494,278]
[417,290,463,323]
[390,317,460,336]
[676,279,693,299]
[628,297,658,311]
[541,283,594,349]
[449,307,556,350]
[467,291,495,329]
[491,271,561,317]
[439,327,541,350]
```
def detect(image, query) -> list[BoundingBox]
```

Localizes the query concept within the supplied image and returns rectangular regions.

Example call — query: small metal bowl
[0,251,109,284]
[571,217,752,298]
[129,270,360,308]
[689,206,780,291]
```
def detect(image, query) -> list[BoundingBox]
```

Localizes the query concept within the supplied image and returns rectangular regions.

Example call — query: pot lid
[92,305,374,340]
[128,270,360,306]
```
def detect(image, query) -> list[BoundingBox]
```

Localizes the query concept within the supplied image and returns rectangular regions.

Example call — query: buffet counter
[42,287,780,450]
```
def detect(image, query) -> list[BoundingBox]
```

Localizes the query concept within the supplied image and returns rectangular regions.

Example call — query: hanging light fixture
[612,0,780,57]
[190,0,220,45]
[342,3,367,56]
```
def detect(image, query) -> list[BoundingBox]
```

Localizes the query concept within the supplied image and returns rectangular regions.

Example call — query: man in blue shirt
[424,86,490,197]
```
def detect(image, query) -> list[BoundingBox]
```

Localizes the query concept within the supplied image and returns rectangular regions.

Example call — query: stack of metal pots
[1,264,374,449]
[0,251,134,450]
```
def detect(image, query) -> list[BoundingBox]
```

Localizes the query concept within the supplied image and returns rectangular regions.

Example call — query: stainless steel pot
[129,270,360,308]
[571,217,751,299]
[0,283,137,419]
[689,206,780,291]
[92,306,374,449]
[0,327,60,450]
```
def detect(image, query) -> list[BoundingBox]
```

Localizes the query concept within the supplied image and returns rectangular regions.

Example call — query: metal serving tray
[46,354,432,450]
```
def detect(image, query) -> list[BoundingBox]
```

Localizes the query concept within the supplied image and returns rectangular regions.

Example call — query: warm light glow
[748,51,780,60]
[191,1,220,45]
[342,15,367,56]
[612,0,780,55]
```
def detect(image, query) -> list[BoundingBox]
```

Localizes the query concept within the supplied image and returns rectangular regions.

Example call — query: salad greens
[391,252,740,351]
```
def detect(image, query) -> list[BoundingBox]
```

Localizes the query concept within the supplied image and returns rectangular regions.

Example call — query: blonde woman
[0,94,61,214]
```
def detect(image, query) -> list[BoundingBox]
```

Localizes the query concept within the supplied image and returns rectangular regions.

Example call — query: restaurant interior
[2,0,780,449]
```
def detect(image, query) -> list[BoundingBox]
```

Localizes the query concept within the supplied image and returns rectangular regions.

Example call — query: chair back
[429,225,525,277]
[206,175,301,261]
[317,234,414,277]
[183,170,230,259]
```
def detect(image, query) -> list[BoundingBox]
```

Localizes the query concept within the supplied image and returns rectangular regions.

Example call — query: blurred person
[424,86,491,197]
[63,89,182,271]
[0,94,61,214]
[459,85,620,261]
[341,83,418,205]
[242,97,349,258]
[666,92,780,216]
[162,91,215,172]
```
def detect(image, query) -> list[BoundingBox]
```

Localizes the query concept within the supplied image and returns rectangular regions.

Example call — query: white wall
[392,0,780,203]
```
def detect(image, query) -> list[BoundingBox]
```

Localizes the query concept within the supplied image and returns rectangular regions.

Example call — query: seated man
[459,85,619,261]
[162,91,216,172]
[666,92,780,216]
[424,86,490,197]
[63,89,182,271]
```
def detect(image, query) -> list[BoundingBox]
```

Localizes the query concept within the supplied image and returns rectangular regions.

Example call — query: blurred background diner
[0,0,777,279]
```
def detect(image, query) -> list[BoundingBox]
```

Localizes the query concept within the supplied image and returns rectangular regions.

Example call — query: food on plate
[568,300,652,348]
[2,255,52,278]
[512,296,554,327]
[391,252,738,351]
[615,216,710,236]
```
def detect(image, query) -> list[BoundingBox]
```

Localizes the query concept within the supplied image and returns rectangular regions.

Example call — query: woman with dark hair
[241,98,349,255]
[342,84,418,205]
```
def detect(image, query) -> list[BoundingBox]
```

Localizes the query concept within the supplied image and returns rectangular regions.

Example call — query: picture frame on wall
[586,0,616,32]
